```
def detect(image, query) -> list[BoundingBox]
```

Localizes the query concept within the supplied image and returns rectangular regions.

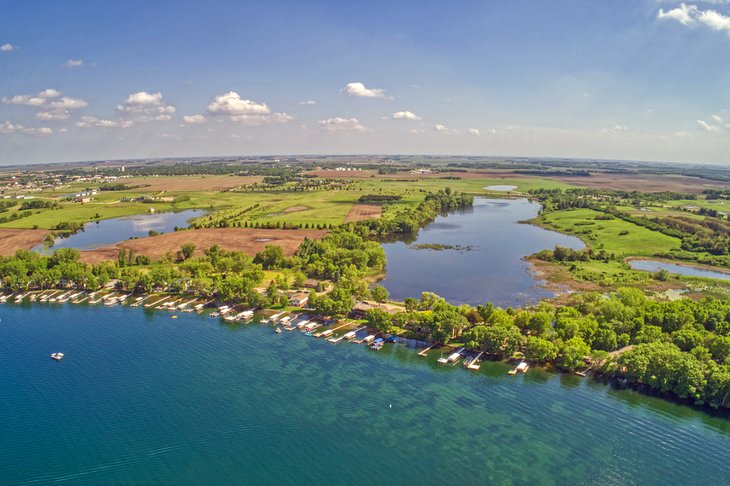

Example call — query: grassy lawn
[539,208,681,257]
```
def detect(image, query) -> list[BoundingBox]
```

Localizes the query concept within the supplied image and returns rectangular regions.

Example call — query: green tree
[180,243,196,261]
[371,285,389,303]
[525,336,559,362]
[560,336,590,371]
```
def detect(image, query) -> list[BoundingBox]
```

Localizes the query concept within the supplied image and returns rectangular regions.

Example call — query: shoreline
[5,287,730,418]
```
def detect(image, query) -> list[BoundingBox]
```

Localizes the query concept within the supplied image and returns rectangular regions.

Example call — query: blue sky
[0,0,729,165]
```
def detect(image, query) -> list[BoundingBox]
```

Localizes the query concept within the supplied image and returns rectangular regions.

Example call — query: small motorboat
[50,352,64,361]
[275,327,282,334]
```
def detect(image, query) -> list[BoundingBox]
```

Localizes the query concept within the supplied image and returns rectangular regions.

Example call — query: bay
[379,198,584,307]
[2,304,730,485]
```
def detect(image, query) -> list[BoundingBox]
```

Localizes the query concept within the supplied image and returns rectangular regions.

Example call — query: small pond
[485,185,518,192]
[36,209,206,253]
[379,198,584,307]
[628,259,730,281]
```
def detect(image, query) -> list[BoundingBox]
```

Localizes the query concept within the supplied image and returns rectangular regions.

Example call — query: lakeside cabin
[289,293,309,308]
[349,301,400,319]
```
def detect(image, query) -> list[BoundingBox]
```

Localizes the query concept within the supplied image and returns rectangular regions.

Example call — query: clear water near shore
[379,198,584,307]
[628,259,730,281]
[35,209,206,253]
[1,303,730,485]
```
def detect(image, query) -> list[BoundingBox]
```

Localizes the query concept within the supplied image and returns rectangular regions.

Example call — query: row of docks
[275,316,390,351]
[0,290,213,315]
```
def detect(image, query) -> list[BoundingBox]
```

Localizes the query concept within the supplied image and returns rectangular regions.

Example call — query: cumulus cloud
[0,121,52,135]
[697,119,720,131]
[298,100,317,105]
[116,91,175,121]
[319,117,367,132]
[434,123,458,134]
[207,91,292,124]
[599,125,630,134]
[76,116,133,129]
[658,3,730,32]
[0,43,14,52]
[64,59,83,68]
[2,89,87,121]
[712,114,723,122]
[48,97,87,109]
[2,95,46,106]
[468,128,480,136]
[182,114,206,124]
[391,111,421,121]
[341,82,389,99]
[38,88,61,98]
[36,110,70,121]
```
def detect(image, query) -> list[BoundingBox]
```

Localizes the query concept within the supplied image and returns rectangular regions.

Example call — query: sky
[0,0,729,166]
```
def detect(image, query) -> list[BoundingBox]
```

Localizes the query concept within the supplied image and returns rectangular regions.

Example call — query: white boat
[50,352,64,361]
[343,331,356,341]
[363,335,375,343]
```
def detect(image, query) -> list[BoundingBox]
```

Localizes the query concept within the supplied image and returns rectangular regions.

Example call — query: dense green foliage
[363,287,730,409]
[356,189,473,237]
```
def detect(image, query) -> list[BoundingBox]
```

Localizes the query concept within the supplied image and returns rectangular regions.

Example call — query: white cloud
[121,91,164,108]
[2,95,46,106]
[658,3,730,32]
[38,89,61,98]
[0,121,52,135]
[319,117,367,132]
[182,114,206,124]
[117,91,175,122]
[0,43,14,52]
[392,111,421,121]
[207,91,270,115]
[468,128,480,136]
[712,114,723,122]
[48,97,87,109]
[658,3,698,25]
[599,125,630,134]
[341,82,389,99]
[76,116,133,129]
[697,119,720,131]
[298,100,317,105]
[207,91,292,124]
[36,110,70,121]
[699,7,730,30]
[434,123,458,134]
[64,59,83,68]
[2,90,87,122]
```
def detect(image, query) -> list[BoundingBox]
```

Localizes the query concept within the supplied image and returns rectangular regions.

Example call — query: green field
[539,208,681,256]
[0,175,571,230]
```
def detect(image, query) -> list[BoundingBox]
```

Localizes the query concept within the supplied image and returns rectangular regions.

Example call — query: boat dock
[465,351,483,370]
[508,361,529,375]
[418,342,437,357]
[316,320,352,339]
[438,347,464,365]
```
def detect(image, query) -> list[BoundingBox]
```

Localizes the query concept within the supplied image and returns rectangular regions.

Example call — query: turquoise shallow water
[2,304,730,485]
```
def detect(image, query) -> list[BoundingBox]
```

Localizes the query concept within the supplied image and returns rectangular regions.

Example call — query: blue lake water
[380,198,585,307]
[1,304,730,484]
[629,259,730,281]
[36,209,206,252]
